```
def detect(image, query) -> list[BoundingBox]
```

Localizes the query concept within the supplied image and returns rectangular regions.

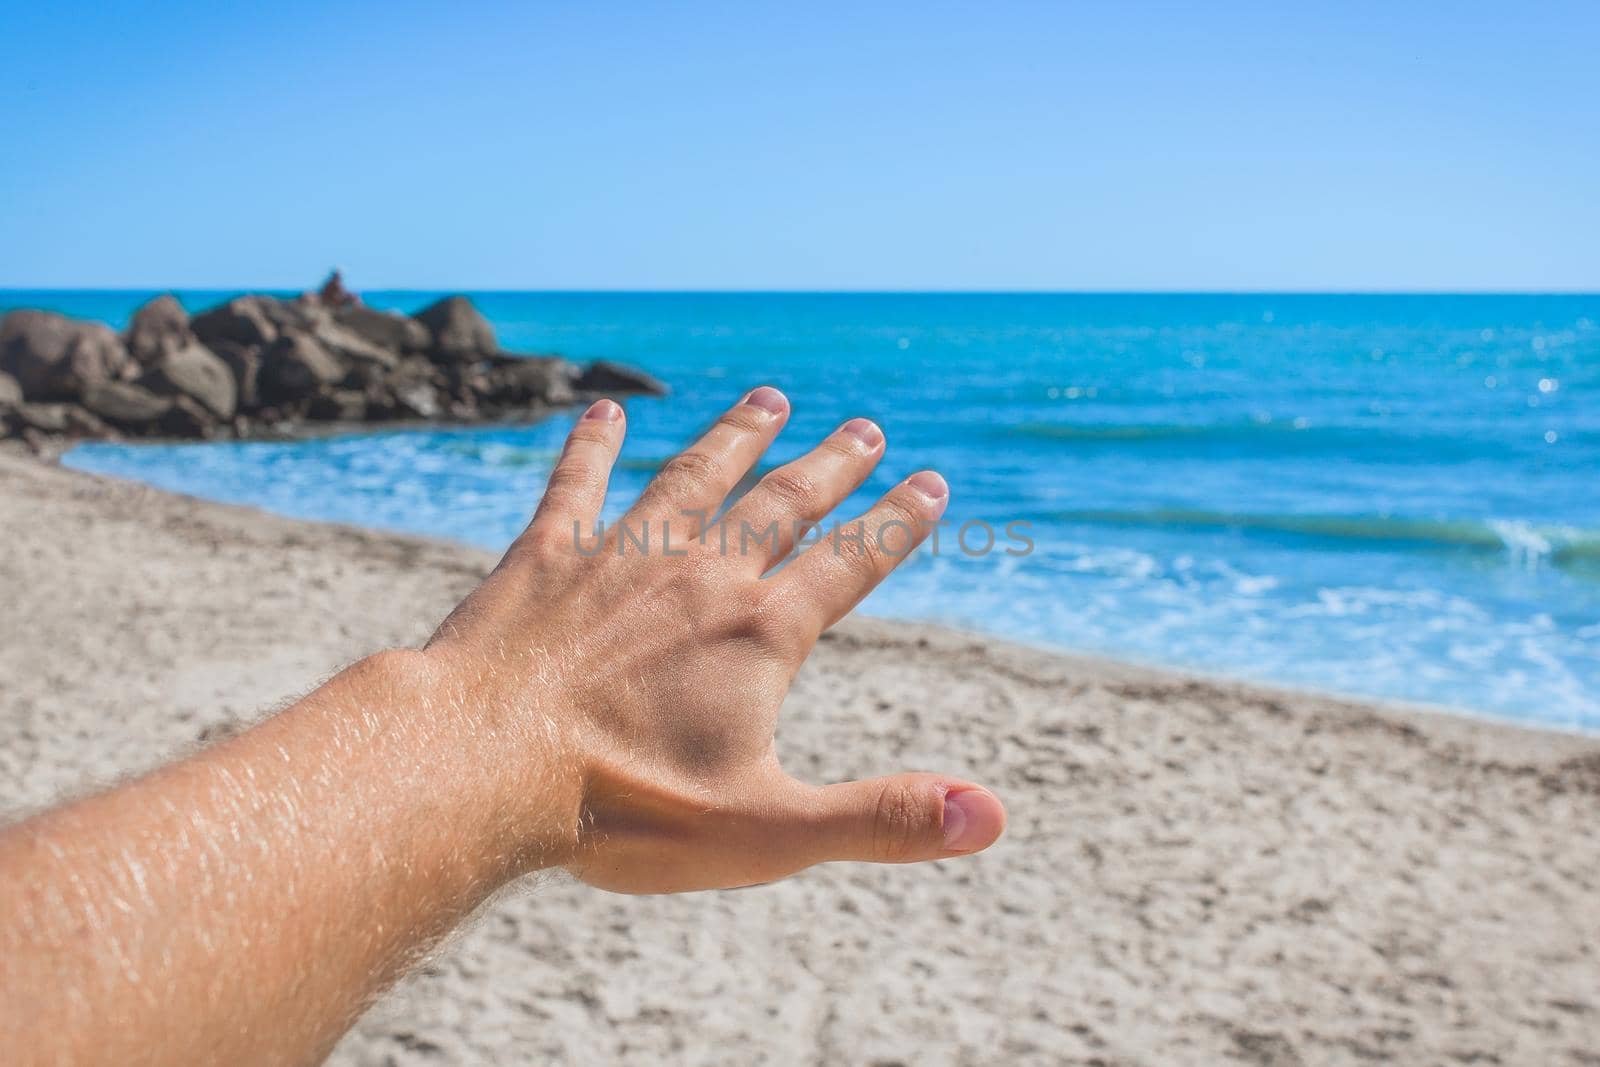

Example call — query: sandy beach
[2,448,1597,1065]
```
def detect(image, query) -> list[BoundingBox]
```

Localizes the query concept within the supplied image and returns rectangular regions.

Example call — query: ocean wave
[1006,421,1315,443]
[438,442,561,467]
[1048,508,1600,567]
[1001,420,1594,457]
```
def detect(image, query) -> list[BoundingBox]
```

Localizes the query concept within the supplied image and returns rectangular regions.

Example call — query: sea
[7,291,1596,730]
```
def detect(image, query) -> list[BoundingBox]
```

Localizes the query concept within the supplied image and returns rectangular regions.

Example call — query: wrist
[347,648,586,882]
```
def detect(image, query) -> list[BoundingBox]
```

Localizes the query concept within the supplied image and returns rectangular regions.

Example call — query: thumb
[799,772,1006,865]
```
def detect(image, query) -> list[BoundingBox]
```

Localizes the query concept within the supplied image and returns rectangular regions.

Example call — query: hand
[422,386,1006,893]
[0,386,1008,1065]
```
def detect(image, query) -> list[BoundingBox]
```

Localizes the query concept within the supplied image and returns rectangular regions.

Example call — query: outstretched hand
[423,386,1006,892]
[1,386,1006,1066]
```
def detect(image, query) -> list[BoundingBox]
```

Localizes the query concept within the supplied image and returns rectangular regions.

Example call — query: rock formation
[0,284,666,451]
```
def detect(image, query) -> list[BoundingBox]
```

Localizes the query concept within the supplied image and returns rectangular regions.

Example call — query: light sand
[2,449,1597,1065]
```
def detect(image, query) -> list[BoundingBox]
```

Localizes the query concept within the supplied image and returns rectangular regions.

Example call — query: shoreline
[948,624,1600,742]
[4,449,1598,1063]
[8,446,1595,792]
[34,438,1595,740]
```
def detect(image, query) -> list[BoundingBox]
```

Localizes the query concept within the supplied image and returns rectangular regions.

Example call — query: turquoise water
[10,291,1597,729]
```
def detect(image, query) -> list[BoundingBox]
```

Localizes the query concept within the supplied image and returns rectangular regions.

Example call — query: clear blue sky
[2,2,1596,291]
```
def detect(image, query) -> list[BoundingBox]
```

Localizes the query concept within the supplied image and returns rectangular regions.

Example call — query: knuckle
[717,407,768,436]
[545,461,600,499]
[507,523,572,567]
[879,489,928,530]
[759,465,818,509]
[854,497,928,565]
[565,426,613,450]
[525,523,575,558]
[830,520,887,575]
[871,782,933,862]
[817,434,864,463]
[550,460,601,492]
[655,449,726,496]
[743,590,806,655]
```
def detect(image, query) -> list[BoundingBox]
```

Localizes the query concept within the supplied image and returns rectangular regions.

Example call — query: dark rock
[309,389,368,421]
[356,385,394,421]
[371,355,448,420]
[414,296,496,362]
[159,396,217,438]
[488,355,579,407]
[1,281,666,443]
[315,321,399,373]
[191,296,279,349]
[0,310,133,400]
[344,357,393,392]
[267,398,313,423]
[257,333,344,405]
[63,406,114,438]
[235,297,398,375]
[12,402,71,433]
[18,426,51,454]
[147,342,237,419]
[392,380,443,420]
[394,354,447,388]
[577,359,669,397]
[336,305,430,352]
[259,294,332,334]
[212,342,261,410]
[126,295,191,366]
[7,403,111,440]
[82,380,171,430]
[445,361,492,401]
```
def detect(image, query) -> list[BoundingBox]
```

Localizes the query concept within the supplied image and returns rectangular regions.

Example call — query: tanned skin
[0,387,1007,1066]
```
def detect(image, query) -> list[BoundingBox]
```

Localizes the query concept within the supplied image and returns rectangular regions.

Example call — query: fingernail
[582,398,621,422]
[840,417,883,447]
[907,470,948,502]
[942,789,994,852]
[742,386,788,416]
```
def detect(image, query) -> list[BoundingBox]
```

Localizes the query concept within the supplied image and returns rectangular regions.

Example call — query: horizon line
[3,286,1599,298]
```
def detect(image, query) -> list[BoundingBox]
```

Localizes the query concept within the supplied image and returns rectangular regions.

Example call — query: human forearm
[0,650,576,1066]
